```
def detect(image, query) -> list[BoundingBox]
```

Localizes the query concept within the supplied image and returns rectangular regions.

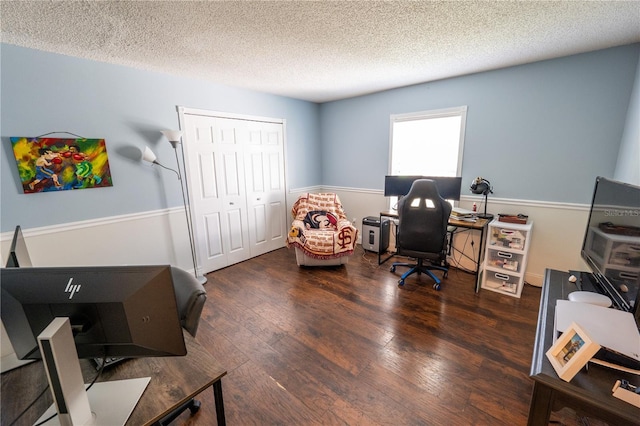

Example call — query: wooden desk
[528,269,640,425]
[1,333,227,426]
[379,210,489,291]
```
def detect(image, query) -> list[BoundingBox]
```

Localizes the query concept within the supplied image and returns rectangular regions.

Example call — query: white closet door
[216,117,251,266]
[244,121,287,257]
[181,110,286,273]
[183,115,250,272]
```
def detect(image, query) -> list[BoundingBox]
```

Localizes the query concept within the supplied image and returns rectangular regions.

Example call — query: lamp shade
[161,129,183,143]
[142,146,157,163]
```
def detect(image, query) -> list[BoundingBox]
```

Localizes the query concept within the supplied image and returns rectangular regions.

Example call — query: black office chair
[155,266,207,426]
[390,179,452,290]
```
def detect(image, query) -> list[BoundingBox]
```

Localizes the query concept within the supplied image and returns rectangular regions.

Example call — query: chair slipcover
[286,193,358,263]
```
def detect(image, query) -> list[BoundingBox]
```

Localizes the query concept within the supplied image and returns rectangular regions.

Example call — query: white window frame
[388,106,467,208]
[389,105,467,177]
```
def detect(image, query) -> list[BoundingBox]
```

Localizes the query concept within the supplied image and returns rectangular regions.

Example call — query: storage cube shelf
[482,219,533,298]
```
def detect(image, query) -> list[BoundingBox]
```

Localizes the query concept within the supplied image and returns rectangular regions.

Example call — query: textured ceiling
[1,1,639,103]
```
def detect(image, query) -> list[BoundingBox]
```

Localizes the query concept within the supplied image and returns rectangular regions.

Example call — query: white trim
[3,191,588,242]
[2,188,589,288]
[456,110,468,175]
[1,209,196,275]
[1,208,182,241]
[177,106,284,124]
[282,119,290,202]
[288,185,323,194]
[461,195,589,211]
[321,187,590,211]
[322,185,382,195]
[390,105,468,122]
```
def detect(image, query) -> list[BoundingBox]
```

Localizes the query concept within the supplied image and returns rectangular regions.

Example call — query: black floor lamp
[470,177,494,220]
[142,131,206,284]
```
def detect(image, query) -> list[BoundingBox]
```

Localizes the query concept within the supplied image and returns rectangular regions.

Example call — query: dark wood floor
[180,246,543,425]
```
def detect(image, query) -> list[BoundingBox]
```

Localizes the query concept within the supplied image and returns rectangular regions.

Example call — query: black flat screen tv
[5,225,32,267]
[384,175,462,200]
[580,176,640,316]
[1,265,187,360]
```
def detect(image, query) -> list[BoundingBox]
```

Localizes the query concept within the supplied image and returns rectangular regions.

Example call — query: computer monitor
[1,265,186,360]
[2,226,35,372]
[1,265,187,425]
[580,176,640,317]
[5,225,32,267]
[384,175,462,201]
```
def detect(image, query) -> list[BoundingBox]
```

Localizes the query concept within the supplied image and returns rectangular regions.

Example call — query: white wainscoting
[3,188,590,288]
[323,186,591,287]
[0,208,196,274]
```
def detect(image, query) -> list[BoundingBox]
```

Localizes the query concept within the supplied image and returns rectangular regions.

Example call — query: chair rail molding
[1,187,590,288]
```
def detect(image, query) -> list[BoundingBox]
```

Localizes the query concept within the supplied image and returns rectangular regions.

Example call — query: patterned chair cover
[286,193,358,260]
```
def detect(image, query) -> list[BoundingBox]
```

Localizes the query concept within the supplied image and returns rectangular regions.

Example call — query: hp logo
[64,278,81,299]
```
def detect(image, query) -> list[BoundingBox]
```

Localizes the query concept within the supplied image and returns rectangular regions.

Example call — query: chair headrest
[406,179,444,199]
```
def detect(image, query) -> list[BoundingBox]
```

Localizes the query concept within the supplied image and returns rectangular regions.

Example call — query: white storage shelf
[482,219,533,298]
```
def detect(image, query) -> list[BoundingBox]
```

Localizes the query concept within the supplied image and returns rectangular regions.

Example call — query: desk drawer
[489,226,529,251]
[483,270,519,295]
[486,250,524,274]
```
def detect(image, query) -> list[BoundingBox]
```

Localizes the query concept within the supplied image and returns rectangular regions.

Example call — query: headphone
[470,177,493,195]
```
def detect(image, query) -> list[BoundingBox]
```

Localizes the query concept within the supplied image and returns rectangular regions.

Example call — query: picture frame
[546,321,601,382]
[10,136,113,194]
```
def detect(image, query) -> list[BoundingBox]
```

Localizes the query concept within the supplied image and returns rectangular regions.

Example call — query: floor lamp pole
[142,141,206,284]
[172,146,207,285]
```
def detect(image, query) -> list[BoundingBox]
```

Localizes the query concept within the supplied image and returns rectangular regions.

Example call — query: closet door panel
[183,111,285,271]
[268,152,282,191]
[204,213,224,258]
[217,120,250,264]
[222,152,242,197]
[184,116,229,273]
[252,203,267,244]
[197,152,218,199]
[268,201,285,240]
[226,207,245,252]
[245,122,287,257]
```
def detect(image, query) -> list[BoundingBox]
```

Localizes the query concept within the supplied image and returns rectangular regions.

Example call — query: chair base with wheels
[390,257,449,290]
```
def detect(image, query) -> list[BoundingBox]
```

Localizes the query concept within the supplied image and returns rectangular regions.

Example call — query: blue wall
[2,44,639,233]
[320,44,640,203]
[1,44,321,232]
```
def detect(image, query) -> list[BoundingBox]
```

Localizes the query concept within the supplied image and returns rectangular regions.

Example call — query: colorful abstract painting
[10,137,113,194]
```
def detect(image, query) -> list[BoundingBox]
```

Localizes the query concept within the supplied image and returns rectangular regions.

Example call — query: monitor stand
[34,317,150,426]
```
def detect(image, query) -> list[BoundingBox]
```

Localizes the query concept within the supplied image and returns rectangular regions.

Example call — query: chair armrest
[337,219,355,229]
[170,267,207,337]
[182,290,206,337]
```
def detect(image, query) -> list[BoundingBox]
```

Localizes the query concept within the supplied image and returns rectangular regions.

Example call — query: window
[389,106,467,207]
